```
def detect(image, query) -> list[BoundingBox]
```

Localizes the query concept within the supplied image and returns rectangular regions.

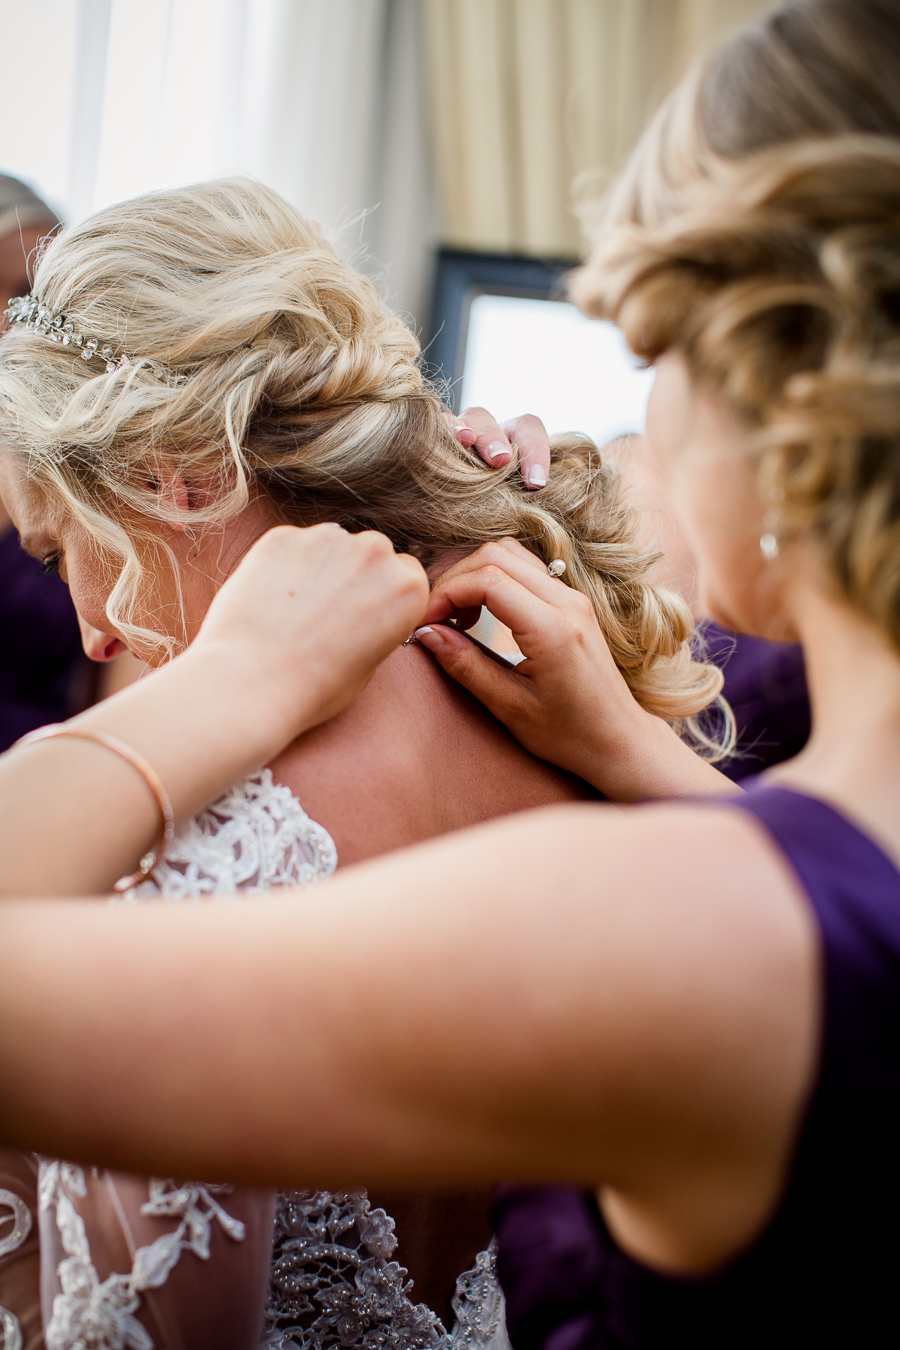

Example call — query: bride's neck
[427,548,475,581]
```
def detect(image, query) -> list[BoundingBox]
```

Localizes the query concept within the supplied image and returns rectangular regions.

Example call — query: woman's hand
[416,539,738,801]
[451,409,551,488]
[0,524,429,897]
[195,524,429,744]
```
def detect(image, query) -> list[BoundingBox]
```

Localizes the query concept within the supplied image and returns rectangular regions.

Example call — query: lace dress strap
[123,769,338,901]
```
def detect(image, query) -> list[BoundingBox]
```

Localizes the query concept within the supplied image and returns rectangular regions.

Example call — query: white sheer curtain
[0,0,435,323]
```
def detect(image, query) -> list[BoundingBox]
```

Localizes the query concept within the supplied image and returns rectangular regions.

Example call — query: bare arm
[0,801,817,1270]
[0,525,428,896]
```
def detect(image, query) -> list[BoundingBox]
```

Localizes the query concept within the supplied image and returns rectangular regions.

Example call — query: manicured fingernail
[526,465,548,487]
[488,441,510,462]
[414,626,444,651]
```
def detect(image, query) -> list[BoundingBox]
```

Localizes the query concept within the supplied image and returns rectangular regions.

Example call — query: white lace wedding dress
[0,772,510,1350]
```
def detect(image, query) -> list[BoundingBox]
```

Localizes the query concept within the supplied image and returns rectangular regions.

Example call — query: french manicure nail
[414,626,444,652]
[488,442,510,462]
[526,465,548,487]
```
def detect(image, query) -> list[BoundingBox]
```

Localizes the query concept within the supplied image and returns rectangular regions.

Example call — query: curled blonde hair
[0,178,725,747]
[573,135,900,646]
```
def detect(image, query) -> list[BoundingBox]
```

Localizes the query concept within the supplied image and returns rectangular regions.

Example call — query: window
[428,249,654,445]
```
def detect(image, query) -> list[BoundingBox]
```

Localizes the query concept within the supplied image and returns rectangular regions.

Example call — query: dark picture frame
[425,249,577,411]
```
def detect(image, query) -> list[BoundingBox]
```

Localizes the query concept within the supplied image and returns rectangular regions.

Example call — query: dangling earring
[759,529,779,561]
[759,487,784,561]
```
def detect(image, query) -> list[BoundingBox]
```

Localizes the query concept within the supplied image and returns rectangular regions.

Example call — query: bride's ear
[147,460,190,528]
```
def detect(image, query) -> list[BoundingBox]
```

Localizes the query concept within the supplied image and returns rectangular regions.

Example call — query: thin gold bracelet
[14,723,176,891]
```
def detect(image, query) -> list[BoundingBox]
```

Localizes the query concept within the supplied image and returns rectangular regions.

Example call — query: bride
[0,178,725,1350]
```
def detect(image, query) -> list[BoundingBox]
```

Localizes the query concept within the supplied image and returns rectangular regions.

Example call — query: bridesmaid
[0,178,88,752]
[419,2,900,1344]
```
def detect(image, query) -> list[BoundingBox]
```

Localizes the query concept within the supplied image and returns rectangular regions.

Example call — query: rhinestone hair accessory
[5,294,130,372]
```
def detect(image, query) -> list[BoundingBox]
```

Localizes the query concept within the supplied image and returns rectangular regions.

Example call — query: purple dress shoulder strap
[494,785,900,1349]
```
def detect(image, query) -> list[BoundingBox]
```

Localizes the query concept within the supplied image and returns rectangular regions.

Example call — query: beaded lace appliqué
[263,1192,507,1350]
[44,769,509,1350]
[264,1190,442,1350]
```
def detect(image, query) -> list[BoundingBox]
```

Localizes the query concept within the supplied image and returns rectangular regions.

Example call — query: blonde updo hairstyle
[572,0,900,648]
[0,179,725,748]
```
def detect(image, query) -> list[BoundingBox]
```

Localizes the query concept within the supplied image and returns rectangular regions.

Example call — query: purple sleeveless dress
[703,624,810,779]
[0,527,90,751]
[494,785,900,1348]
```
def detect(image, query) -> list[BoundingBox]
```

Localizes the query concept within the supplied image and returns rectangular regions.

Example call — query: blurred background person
[0,173,90,752]
[0,173,59,306]
[0,487,92,752]
[0,174,142,751]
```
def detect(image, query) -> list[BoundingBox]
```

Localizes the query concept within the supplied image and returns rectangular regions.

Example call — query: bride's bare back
[269,641,596,1321]
[270,643,595,866]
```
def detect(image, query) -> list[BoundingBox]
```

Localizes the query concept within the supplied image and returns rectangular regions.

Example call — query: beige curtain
[424,0,774,257]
